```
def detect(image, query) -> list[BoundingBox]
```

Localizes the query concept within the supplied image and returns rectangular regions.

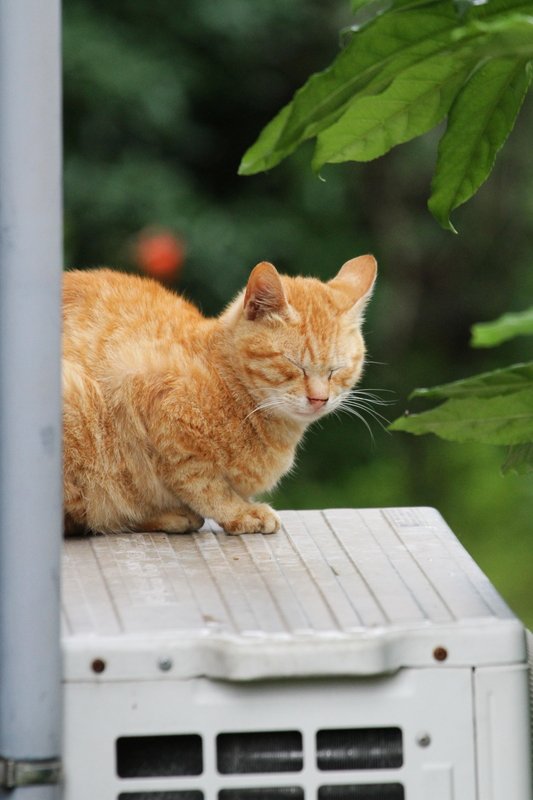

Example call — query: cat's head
[222,255,377,424]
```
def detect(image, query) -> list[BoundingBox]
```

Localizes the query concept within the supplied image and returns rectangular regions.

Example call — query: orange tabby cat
[63,255,376,535]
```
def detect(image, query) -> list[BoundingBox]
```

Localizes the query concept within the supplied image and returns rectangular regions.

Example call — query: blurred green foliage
[63,0,533,626]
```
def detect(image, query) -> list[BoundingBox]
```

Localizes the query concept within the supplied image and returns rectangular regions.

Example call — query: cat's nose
[307,396,328,410]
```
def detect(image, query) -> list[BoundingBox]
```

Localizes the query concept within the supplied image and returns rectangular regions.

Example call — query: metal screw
[416,732,431,748]
[158,657,173,672]
[91,658,106,674]
[433,646,448,662]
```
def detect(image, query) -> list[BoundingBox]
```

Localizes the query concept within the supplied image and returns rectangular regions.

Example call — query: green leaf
[350,0,381,12]
[411,362,533,399]
[472,0,533,21]
[471,307,533,346]
[312,52,472,168]
[389,387,533,444]
[349,0,444,16]
[288,7,462,142]
[240,1,464,174]
[350,0,380,11]
[280,4,470,148]
[238,104,295,175]
[240,0,533,176]
[428,57,532,231]
[501,442,533,473]
[458,13,533,60]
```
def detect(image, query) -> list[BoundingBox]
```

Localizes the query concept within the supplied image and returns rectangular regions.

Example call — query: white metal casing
[61,507,532,799]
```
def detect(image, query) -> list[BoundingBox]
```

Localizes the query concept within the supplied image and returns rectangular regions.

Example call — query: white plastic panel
[62,508,526,681]
[474,664,532,800]
[63,668,477,800]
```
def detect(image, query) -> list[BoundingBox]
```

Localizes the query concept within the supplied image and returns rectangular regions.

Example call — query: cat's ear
[244,262,288,321]
[329,254,377,313]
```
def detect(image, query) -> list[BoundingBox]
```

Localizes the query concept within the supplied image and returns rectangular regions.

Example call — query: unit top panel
[61,507,525,680]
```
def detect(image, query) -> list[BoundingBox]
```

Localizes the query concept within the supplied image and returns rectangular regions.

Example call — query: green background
[63,0,533,626]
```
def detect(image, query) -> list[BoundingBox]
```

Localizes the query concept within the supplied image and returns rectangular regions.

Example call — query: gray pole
[0,1,63,798]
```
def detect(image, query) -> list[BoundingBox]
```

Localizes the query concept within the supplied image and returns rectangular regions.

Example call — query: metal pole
[0,1,63,798]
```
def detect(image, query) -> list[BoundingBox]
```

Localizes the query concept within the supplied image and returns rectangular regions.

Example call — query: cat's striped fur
[63,255,376,535]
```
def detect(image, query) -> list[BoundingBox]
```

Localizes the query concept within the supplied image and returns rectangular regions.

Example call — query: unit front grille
[217,731,304,774]
[118,793,203,800]
[317,729,403,771]
[116,734,203,778]
[219,789,304,799]
[318,785,404,799]
[118,788,404,800]
[115,727,403,799]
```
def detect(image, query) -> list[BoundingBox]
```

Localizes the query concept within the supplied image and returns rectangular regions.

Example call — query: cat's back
[63,268,200,326]
[63,268,204,371]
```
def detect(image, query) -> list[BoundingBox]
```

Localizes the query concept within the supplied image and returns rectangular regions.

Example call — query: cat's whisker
[345,395,395,408]
[344,388,396,405]
[341,397,391,422]
[364,358,388,367]
[356,406,391,429]
[343,407,391,436]
[337,396,395,419]
[244,396,292,421]
[334,390,392,438]
[339,405,376,443]
[348,387,395,396]
[244,403,281,421]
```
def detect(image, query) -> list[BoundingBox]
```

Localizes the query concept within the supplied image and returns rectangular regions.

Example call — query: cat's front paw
[223,504,281,535]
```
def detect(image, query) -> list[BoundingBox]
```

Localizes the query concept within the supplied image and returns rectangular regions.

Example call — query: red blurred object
[135,228,185,281]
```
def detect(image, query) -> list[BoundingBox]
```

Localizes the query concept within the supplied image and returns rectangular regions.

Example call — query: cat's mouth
[293,403,330,420]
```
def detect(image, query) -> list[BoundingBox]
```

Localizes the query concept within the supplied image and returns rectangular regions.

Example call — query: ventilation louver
[217,731,303,774]
[317,728,403,771]
[116,734,202,778]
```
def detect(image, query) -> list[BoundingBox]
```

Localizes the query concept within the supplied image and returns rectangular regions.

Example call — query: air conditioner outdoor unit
[61,507,532,800]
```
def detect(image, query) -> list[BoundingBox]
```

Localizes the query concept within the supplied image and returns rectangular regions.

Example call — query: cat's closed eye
[283,357,347,381]
[283,355,307,376]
